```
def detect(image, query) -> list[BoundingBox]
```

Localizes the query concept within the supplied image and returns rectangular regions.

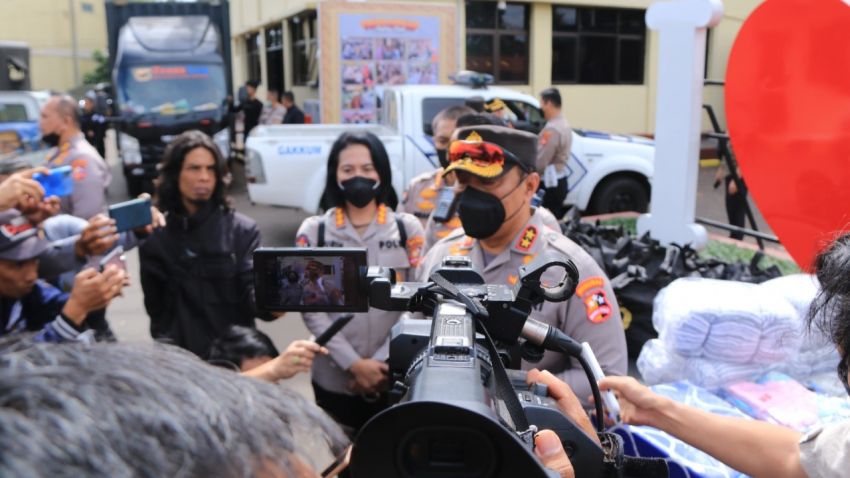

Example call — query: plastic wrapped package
[653,278,801,364]
[612,381,750,478]
[803,371,848,397]
[758,274,829,350]
[636,339,687,385]
[721,372,850,432]
[682,358,770,390]
[779,346,840,379]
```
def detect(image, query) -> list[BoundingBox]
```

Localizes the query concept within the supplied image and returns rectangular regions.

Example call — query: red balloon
[726,0,850,271]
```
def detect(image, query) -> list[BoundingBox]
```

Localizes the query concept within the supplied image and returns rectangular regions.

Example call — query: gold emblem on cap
[465,131,483,142]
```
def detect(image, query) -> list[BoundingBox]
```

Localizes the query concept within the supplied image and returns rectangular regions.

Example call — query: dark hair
[246,79,260,88]
[431,105,475,133]
[282,91,295,103]
[207,325,279,368]
[0,336,347,477]
[156,130,230,215]
[540,87,562,108]
[455,112,503,129]
[465,96,486,113]
[810,233,850,390]
[320,131,398,210]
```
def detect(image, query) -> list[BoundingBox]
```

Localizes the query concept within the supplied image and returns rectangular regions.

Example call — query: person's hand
[527,369,599,444]
[269,340,328,381]
[0,168,47,211]
[62,266,128,325]
[727,179,738,195]
[22,195,60,225]
[597,376,671,428]
[348,358,389,394]
[75,214,119,258]
[534,430,575,478]
[132,194,166,236]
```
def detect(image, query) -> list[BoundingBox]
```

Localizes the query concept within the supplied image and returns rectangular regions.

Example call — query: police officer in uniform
[417,125,627,403]
[296,131,424,434]
[39,94,111,220]
[421,113,562,250]
[537,88,572,219]
[80,91,107,158]
[399,105,474,227]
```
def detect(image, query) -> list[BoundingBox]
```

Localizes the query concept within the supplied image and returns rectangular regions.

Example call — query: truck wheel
[589,176,649,214]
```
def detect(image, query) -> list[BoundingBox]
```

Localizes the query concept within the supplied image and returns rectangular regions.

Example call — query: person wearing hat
[416,125,627,403]
[537,87,572,218]
[0,210,127,343]
[485,97,513,127]
[419,113,561,250]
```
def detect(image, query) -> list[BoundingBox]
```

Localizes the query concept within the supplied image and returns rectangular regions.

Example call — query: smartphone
[33,165,73,198]
[315,314,355,346]
[99,246,126,272]
[320,445,352,478]
[431,188,457,223]
[108,197,152,232]
[253,248,368,314]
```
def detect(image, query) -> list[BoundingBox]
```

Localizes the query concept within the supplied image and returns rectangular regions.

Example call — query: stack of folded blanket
[638,276,840,390]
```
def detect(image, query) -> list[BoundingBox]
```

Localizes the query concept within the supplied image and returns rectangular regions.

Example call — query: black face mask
[456,176,525,239]
[42,132,60,148]
[339,176,380,208]
[436,149,449,169]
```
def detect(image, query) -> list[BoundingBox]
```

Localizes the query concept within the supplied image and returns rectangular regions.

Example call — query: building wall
[0,0,107,92]
[231,0,763,133]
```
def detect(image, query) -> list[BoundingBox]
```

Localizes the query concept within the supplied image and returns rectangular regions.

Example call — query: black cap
[0,210,49,262]
[445,125,537,178]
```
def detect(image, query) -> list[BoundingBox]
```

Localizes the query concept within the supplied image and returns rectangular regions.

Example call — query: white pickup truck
[245,84,655,215]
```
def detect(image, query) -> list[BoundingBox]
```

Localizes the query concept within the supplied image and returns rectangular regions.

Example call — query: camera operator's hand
[597,376,671,428]
[75,215,119,258]
[348,358,389,394]
[534,430,575,478]
[527,369,600,445]
[61,266,128,325]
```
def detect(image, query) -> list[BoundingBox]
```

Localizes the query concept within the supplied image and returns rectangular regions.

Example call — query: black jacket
[139,204,264,356]
[231,98,264,136]
[282,104,305,124]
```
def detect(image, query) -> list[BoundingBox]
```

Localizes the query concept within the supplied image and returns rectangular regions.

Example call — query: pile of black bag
[560,209,783,358]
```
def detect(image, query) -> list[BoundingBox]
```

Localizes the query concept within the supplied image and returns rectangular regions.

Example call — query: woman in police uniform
[295,131,424,434]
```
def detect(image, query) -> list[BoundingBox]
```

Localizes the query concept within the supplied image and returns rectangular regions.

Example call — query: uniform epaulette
[409,169,439,186]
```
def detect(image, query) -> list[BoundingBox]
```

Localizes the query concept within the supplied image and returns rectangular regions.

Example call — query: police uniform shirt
[424,205,562,252]
[536,115,572,176]
[45,133,112,220]
[416,210,627,403]
[799,421,850,478]
[398,169,443,227]
[295,204,425,395]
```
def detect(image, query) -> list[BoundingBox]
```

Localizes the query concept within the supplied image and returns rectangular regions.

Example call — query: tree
[83,50,111,85]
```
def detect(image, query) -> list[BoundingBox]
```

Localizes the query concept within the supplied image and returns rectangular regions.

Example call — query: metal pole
[69,0,80,85]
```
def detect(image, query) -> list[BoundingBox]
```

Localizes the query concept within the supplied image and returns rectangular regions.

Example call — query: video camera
[254,248,627,478]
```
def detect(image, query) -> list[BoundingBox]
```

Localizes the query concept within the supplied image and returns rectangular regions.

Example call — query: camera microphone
[520,318,622,429]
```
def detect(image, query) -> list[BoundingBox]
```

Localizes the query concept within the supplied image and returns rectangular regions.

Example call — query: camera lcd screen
[253,248,368,313]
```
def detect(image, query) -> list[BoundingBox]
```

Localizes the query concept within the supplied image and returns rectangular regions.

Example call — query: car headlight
[246,147,266,184]
[213,127,230,159]
[118,132,142,165]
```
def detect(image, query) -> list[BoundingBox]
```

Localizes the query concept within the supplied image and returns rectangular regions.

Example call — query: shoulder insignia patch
[539,130,552,146]
[517,226,537,251]
[407,236,425,267]
[377,204,387,225]
[295,234,310,247]
[335,208,345,229]
[576,276,612,324]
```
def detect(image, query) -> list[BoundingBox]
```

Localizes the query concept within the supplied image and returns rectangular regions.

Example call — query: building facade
[231,0,762,134]
[0,0,107,92]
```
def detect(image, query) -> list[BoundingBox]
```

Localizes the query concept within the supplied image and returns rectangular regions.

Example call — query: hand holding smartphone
[99,246,127,273]
[32,165,74,198]
[108,197,153,232]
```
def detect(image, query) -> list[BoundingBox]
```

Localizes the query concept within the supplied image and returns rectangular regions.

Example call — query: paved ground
[102,131,775,398]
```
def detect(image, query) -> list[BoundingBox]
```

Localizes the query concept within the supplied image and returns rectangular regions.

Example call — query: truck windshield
[0,103,29,123]
[117,64,226,116]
